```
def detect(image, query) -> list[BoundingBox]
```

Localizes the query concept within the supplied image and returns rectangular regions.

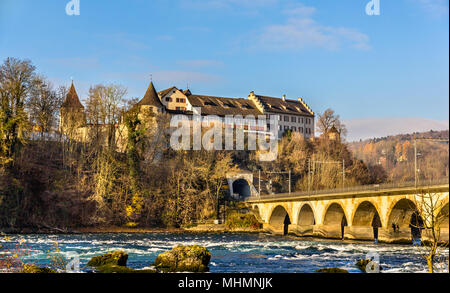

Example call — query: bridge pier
[344,226,376,241]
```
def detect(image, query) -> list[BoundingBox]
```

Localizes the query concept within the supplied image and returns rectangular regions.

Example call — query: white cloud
[45,57,100,70]
[122,71,221,84]
[412,0,449,18]
[343,117,449,141]
[153,70,222,83]
[256,3,371,51]
[178,59,224,68]
[180,0,277,9]
[156,35,174,41]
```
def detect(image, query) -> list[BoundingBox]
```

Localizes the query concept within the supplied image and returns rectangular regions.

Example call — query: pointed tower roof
[137,81,164,108]
[61,82,84,109]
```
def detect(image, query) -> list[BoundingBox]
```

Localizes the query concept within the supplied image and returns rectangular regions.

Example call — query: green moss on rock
[87,251,128,267]
[315,267,349,273]
[21,264,57,274]
[154,245,211,272]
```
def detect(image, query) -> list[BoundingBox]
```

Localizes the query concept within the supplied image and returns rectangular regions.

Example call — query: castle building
[156,85,315,138]
[59,80,316,147]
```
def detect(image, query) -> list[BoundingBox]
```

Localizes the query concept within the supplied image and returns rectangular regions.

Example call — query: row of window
[166,97,186,103]
[281,125,312,134]
[267,114,312,124]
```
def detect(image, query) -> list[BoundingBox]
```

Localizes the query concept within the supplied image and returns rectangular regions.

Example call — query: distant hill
[347,130,449,183]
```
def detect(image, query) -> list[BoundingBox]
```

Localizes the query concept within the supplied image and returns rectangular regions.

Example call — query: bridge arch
[387,198,418,229]
[269,205,292,235]
[437,202,449,227]
[323,202,348,227]
[297,204,316,226]
[251,205,262,222]
[352,201,382,227]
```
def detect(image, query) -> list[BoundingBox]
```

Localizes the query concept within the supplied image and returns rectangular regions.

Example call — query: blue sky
[0,0,448,140]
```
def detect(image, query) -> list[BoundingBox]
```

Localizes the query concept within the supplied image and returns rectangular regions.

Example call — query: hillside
[347,130,449,183]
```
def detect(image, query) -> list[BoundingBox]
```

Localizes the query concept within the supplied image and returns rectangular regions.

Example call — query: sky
[0,0,448,141]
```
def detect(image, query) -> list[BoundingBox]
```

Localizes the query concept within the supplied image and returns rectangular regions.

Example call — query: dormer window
[204,101,216,106]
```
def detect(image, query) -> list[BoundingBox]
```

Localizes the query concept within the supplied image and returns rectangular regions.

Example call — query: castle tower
[136,80,165,114]
[60,81,86,135]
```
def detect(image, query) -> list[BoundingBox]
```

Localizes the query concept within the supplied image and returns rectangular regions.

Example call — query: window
[284,126,289,130]
[166,97,171,102]
[301,118,304,124]
[292,126,297,131]
[300,127,304,133]
[284,116,289,122]
[291,117,296,123]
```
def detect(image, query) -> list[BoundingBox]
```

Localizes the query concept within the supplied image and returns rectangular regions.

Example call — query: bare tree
[414,188,449,273]
[316,108,347,138]
[27,76,64,136]
[84,84,126,148]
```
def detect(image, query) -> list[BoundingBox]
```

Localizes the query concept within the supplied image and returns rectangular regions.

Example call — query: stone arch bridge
[246,180,449,243]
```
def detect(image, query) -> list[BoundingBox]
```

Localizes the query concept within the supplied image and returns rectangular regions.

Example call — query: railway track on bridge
[246,178,449,203]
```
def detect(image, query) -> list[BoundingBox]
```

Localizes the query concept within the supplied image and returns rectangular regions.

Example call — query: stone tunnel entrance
[324,203,348,239]
[232,179,251,200]
[269,206,291,235]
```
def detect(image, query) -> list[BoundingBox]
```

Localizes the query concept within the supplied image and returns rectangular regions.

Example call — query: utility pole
[414,135,417,188]
[342,160,345,188]
[288,170,291,194]
[258,170,261,199]
[308,159,311,192]
[265,170,291,194]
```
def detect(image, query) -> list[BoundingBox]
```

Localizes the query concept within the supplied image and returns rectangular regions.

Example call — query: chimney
[282,94,286,101]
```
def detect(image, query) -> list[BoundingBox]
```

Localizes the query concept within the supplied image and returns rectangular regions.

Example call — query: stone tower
[136,81,165,114]
[59,82,86,135]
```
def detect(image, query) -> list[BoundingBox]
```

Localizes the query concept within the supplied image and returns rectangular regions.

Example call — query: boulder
[154,245,211,272]
[315,267,349,273]
[21,264,57,274]
[87,250,128,267]
[355,259,382,273]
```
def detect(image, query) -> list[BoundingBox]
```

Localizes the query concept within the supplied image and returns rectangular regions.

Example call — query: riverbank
[0,224,265,235]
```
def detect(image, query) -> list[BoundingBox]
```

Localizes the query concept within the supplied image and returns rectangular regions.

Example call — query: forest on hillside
[348,130,449,183]
[0,57,388,232]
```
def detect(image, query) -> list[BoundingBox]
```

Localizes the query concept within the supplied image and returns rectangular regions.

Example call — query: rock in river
[154,245,211,272]
[87,250,128,267]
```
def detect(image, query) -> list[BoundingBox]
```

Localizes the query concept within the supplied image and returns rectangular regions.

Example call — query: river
[0,233,448,273]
